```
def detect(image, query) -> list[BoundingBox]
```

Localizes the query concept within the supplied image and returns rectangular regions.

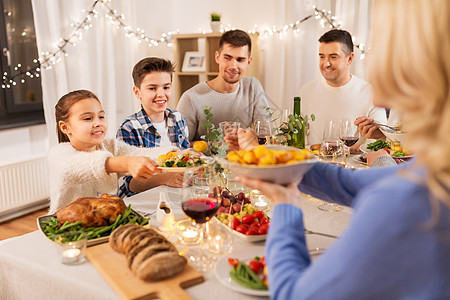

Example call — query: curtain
[31,0,143,146]
[31,0,372,146]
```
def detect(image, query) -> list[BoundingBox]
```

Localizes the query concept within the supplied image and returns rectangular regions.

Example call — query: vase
[210,21,222,33]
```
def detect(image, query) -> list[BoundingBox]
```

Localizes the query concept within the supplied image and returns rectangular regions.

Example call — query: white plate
[359,143,413,158]
[215,145,318,185]
[352,154,367,165]
[216,219,267,242]
[158,156,215,173]
[214,254,269,297]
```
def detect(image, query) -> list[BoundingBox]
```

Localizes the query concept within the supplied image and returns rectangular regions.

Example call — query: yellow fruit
[166,152,178,159]
[253,145,269,159]
[243,152,257,164]
[258,154,277,165]
[193,140,208,152]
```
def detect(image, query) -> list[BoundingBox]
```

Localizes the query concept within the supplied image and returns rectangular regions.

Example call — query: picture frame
[182,51,205,72]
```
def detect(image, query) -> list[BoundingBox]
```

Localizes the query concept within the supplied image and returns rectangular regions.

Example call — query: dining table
[0,156,362,300]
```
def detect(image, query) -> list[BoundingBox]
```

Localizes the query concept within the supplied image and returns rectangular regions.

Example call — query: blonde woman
[238,0,450,299]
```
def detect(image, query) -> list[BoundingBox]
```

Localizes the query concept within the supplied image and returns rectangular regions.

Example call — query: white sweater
[48,139,177,214]
[300,75,387,145]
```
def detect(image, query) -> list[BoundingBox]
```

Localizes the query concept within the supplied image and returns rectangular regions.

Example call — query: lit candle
[254,200,268,211]
[62,248,81,263]
[182,229,199,243]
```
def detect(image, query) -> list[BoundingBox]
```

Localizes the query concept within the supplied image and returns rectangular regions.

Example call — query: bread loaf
[108,225,186,281]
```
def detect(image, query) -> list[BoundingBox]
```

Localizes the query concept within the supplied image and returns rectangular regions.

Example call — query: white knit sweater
[48,138,177,214]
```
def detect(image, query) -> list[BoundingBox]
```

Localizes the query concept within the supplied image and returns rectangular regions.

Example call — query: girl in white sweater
[48,90,178,213]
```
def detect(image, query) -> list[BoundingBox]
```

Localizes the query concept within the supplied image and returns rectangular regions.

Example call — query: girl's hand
[236,176,302,207]
[127,157,161,181]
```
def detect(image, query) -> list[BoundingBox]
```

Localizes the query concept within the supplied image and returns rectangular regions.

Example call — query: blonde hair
[369,0,450,205]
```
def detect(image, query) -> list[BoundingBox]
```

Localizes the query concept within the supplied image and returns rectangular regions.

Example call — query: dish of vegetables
[359,140,413,158]
[37,205,148,247]
[214,253,269,296]
[157,152,214,172]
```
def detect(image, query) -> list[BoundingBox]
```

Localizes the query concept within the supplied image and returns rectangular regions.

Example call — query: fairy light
[2,3,368,89]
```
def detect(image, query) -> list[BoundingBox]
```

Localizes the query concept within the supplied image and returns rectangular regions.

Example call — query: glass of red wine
[253,119,273,145]
[181,164,220,271]
[339,119,360,167]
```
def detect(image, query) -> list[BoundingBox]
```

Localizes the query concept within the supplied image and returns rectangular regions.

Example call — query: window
[0,0,44,130]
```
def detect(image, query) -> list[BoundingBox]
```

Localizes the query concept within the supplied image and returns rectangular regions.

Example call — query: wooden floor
[0,207,48,241]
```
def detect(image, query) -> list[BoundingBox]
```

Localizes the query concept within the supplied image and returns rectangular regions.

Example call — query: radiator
[0,155,49,222]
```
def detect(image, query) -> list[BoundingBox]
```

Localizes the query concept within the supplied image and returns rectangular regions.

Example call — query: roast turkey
[55,194,127,228]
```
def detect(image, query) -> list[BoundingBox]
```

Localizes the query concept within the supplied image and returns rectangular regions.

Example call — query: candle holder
[174,219,201,246]
[54,231,87,265]
[207,218,234,255]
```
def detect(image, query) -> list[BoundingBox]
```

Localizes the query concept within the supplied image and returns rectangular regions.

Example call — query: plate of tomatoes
[214,254,269,296]
[216,206,270,242]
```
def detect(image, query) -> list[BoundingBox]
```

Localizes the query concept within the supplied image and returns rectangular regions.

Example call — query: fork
[305,229,339,239]
[370,122,397,132]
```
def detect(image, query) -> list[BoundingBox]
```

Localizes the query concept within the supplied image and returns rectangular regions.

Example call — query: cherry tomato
[248,260,264,274]
[382,148,391,154]
[229,217,241,229]
[252,210,264,219]
[242,215,255,225]
[235,224,249,234]
[258,223,269,235]
[259,216,269,225]
[228,258,239,267]
[245,227,258,235]
[260,256,266,266]
[250,221,261,230]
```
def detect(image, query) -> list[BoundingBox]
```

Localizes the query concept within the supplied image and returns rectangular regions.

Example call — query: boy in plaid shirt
[116,57,190,197]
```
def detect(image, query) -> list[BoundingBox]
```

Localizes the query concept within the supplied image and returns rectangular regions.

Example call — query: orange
[193,141,208,152]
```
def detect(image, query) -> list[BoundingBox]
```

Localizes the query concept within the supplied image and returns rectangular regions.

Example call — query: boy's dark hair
[55,90,100,143]
[319,29,354,56]
[132,57,174,88]
[218,29,252,56]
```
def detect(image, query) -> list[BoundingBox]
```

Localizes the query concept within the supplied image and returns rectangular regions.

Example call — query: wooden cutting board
[86,243,204,300]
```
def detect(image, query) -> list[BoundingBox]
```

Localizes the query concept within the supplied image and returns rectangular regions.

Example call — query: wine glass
[339,119,360,166]
[181,164,220,271]
[253,119,274,145]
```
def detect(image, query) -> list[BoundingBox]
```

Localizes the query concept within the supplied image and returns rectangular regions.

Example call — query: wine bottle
[292,97,306,149]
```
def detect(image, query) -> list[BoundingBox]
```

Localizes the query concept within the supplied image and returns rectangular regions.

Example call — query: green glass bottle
[292,97,306,149]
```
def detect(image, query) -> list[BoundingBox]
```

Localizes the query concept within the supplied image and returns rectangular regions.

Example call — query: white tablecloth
[0,186,352,300]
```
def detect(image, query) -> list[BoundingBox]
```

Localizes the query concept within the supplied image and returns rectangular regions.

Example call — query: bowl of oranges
[215,145,318,185]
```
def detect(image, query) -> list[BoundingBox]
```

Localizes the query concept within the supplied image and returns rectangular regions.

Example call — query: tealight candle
[254,200,268,211]
[54,231,87,265]
[62,248,81,263]
[175,219,200,246]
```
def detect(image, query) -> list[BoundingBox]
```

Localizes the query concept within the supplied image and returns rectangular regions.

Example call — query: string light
[2,2,368,89]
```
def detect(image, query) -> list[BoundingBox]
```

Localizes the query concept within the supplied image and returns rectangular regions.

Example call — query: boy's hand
[127,157,161,181]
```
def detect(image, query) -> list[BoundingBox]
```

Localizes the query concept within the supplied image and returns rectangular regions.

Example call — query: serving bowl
[215,145,318,185]
[380,128,407,145]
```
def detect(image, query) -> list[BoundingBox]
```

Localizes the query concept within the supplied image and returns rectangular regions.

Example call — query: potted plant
[210,12,222,32]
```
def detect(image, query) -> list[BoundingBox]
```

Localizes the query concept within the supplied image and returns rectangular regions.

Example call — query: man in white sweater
[177,30,269,143]
[300,29,386,147]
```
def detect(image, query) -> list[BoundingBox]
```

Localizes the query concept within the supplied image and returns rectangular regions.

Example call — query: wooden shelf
[172,33,260,107]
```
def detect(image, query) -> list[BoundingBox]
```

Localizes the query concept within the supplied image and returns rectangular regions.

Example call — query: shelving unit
[172,33,260,107]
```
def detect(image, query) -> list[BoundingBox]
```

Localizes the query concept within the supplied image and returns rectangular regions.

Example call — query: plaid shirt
[116,108,189,197]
